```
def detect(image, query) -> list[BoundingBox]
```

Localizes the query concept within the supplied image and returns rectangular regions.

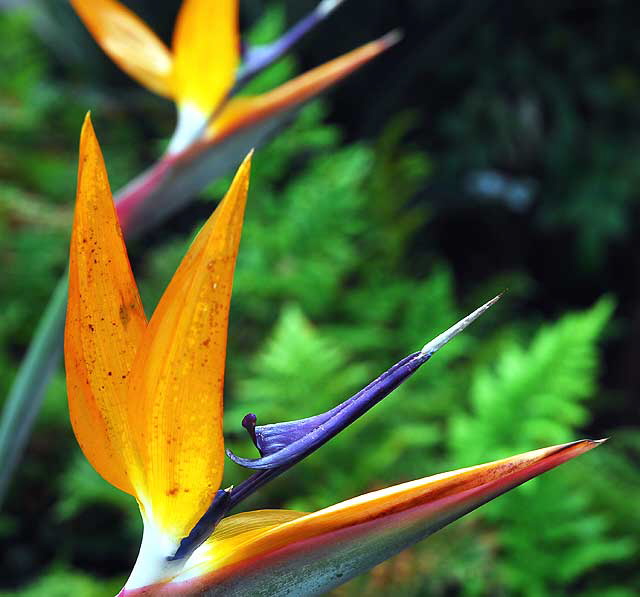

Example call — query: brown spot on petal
[119,303,130,327]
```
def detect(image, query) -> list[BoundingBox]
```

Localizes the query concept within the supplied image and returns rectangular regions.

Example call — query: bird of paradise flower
[69,0,399,237]
[70,0,398,154]
[65,115,603,596]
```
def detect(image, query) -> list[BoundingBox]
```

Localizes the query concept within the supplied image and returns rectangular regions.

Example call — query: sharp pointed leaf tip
[79,112,96,149]
[158,440,602,597]
[420,292,504,357]
[380,28,404,48]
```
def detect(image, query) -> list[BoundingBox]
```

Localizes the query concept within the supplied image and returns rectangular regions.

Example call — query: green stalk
[0,274,68,503]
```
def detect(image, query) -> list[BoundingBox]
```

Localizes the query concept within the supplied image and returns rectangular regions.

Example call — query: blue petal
[228,351,425,470]
[227,294,503,471]
[167,489,231,561]
[236,0,346,88]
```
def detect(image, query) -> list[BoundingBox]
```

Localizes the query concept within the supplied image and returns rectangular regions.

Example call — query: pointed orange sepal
[206,31,401,144]
[70,0,174,98]
[126,153,252,539]
[64,114,147,494]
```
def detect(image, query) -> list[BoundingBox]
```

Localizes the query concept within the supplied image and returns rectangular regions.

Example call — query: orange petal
[64,114,147,494]
[126,153,252,540]
[153,440,602,596]
[207,31,401,143]
[70,0,174,98]
[172,0,240,116]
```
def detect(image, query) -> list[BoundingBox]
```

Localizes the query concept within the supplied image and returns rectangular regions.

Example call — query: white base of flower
[167,103,209,155]
[123,515,183,591]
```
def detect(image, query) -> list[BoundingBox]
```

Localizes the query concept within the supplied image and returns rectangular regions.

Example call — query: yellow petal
[207,510,307,545]
[162,440,602,596]
[206,31,400,143]
[64,114,147,494]
[126,153,252,539]
[172,0,240,116]
[176,510,306,578]
[70,0,173,97]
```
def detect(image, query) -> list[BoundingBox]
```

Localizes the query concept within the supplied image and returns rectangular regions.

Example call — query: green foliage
[55,456,140,529]
[0,569,122,597]
[449,300,635,597]
[451,298,614,459]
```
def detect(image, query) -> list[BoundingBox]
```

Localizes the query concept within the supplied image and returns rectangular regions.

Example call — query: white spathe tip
[380,28,404,48]
[420,292,504,357]
[317,0,346,17]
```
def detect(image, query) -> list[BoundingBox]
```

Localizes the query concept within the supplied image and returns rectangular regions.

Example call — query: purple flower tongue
[227,293,503,471]
[228,351,425,470]
[168,489,231,561]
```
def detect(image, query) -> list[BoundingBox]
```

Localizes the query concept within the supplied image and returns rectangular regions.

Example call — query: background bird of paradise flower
[0,1,638,596]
